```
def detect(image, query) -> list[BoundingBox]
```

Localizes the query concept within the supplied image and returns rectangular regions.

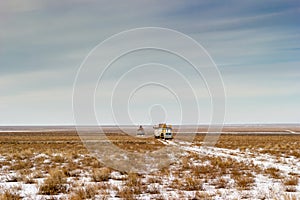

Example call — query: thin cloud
[0,1,299,124]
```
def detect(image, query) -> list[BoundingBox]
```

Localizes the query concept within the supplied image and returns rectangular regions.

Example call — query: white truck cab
[153,123,173,139]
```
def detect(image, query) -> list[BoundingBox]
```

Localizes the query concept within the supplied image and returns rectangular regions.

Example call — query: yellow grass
[0,130,299,199]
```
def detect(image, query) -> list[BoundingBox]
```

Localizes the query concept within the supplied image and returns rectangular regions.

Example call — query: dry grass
[214,177,229,189]
[92,167,111,182]
[39,168,67,195]
[0,129,300,199]
[118,186,135,200]
[10,159,33,171]
[194,191,214,200]
[0,189,21,200]
[204,134,300,158]
[284,176,298,186]
[181,157,190,170]
[115,172,147,199]
[52,155,66,163]
[234,174,255,190]
[70,185,98,200]
[125,173,144,194]
[284,176,298,192]
[282,194,298,200]
[264,167,283,179]
[182,175,203,191]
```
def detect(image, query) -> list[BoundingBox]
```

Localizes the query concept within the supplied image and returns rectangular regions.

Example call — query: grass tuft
[39,168,67,195]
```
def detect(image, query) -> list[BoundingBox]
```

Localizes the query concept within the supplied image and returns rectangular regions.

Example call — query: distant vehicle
[153,123,173,139]
[137,125,145,136]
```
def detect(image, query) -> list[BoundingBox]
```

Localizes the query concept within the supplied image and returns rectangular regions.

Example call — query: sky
[0,0,300,125]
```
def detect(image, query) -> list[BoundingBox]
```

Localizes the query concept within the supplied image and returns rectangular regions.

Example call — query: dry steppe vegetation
[0,127,299,199]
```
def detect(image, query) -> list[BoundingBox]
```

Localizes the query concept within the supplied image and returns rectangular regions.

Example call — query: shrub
[184,176,203,191]
[283,194,298,200]
[52,155,65,163]
[285,186,297,192]
[10,160,33,171]
[92,167,111,182]
[70,185,97,200]
[125,173,144,194]
[284,177,298,186]
[181,157,190,170]
[126,173,140,187]
[39,168,67,195]
[117,186,135,200]
[214,177,228,189]
[194,191,213,200]
[264,167,282,179]
[235,175,254,190]
[0,189,21,200]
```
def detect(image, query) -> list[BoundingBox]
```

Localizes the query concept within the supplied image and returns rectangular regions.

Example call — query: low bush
[70,185,97,200]
[39,168,67,195]
[284,176,298,186]
[92,167,111,182]
[0,190,21,200]
[235,175,254,190]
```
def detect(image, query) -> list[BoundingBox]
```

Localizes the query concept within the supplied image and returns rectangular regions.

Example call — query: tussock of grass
[70,185,98,200]
[0,190,21,200]
[283,194,298,200]
[118,186,135,200]
[10,160,33,171]
[264,167,282,179]
[182,175,203,191]
[125,172,144,194]
[92,167,111,182]
[39,168,67,195]
[234,174,255,190]
[284,176,298,186]
[51,155,66,163]
[214,177,229,189]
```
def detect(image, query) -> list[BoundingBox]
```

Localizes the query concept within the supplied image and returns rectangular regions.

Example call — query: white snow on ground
[180,143,300,174]
[160,139,300,199]
[20,184,38,199]
[1,140,300,199]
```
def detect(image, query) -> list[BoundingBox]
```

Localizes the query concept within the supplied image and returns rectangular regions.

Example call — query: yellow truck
[153,123,173,139]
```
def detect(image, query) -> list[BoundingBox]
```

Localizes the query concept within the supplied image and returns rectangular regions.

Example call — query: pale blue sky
[0,1,299,125]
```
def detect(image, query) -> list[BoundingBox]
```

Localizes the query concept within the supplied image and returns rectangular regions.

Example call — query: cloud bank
[0,1,299,124]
